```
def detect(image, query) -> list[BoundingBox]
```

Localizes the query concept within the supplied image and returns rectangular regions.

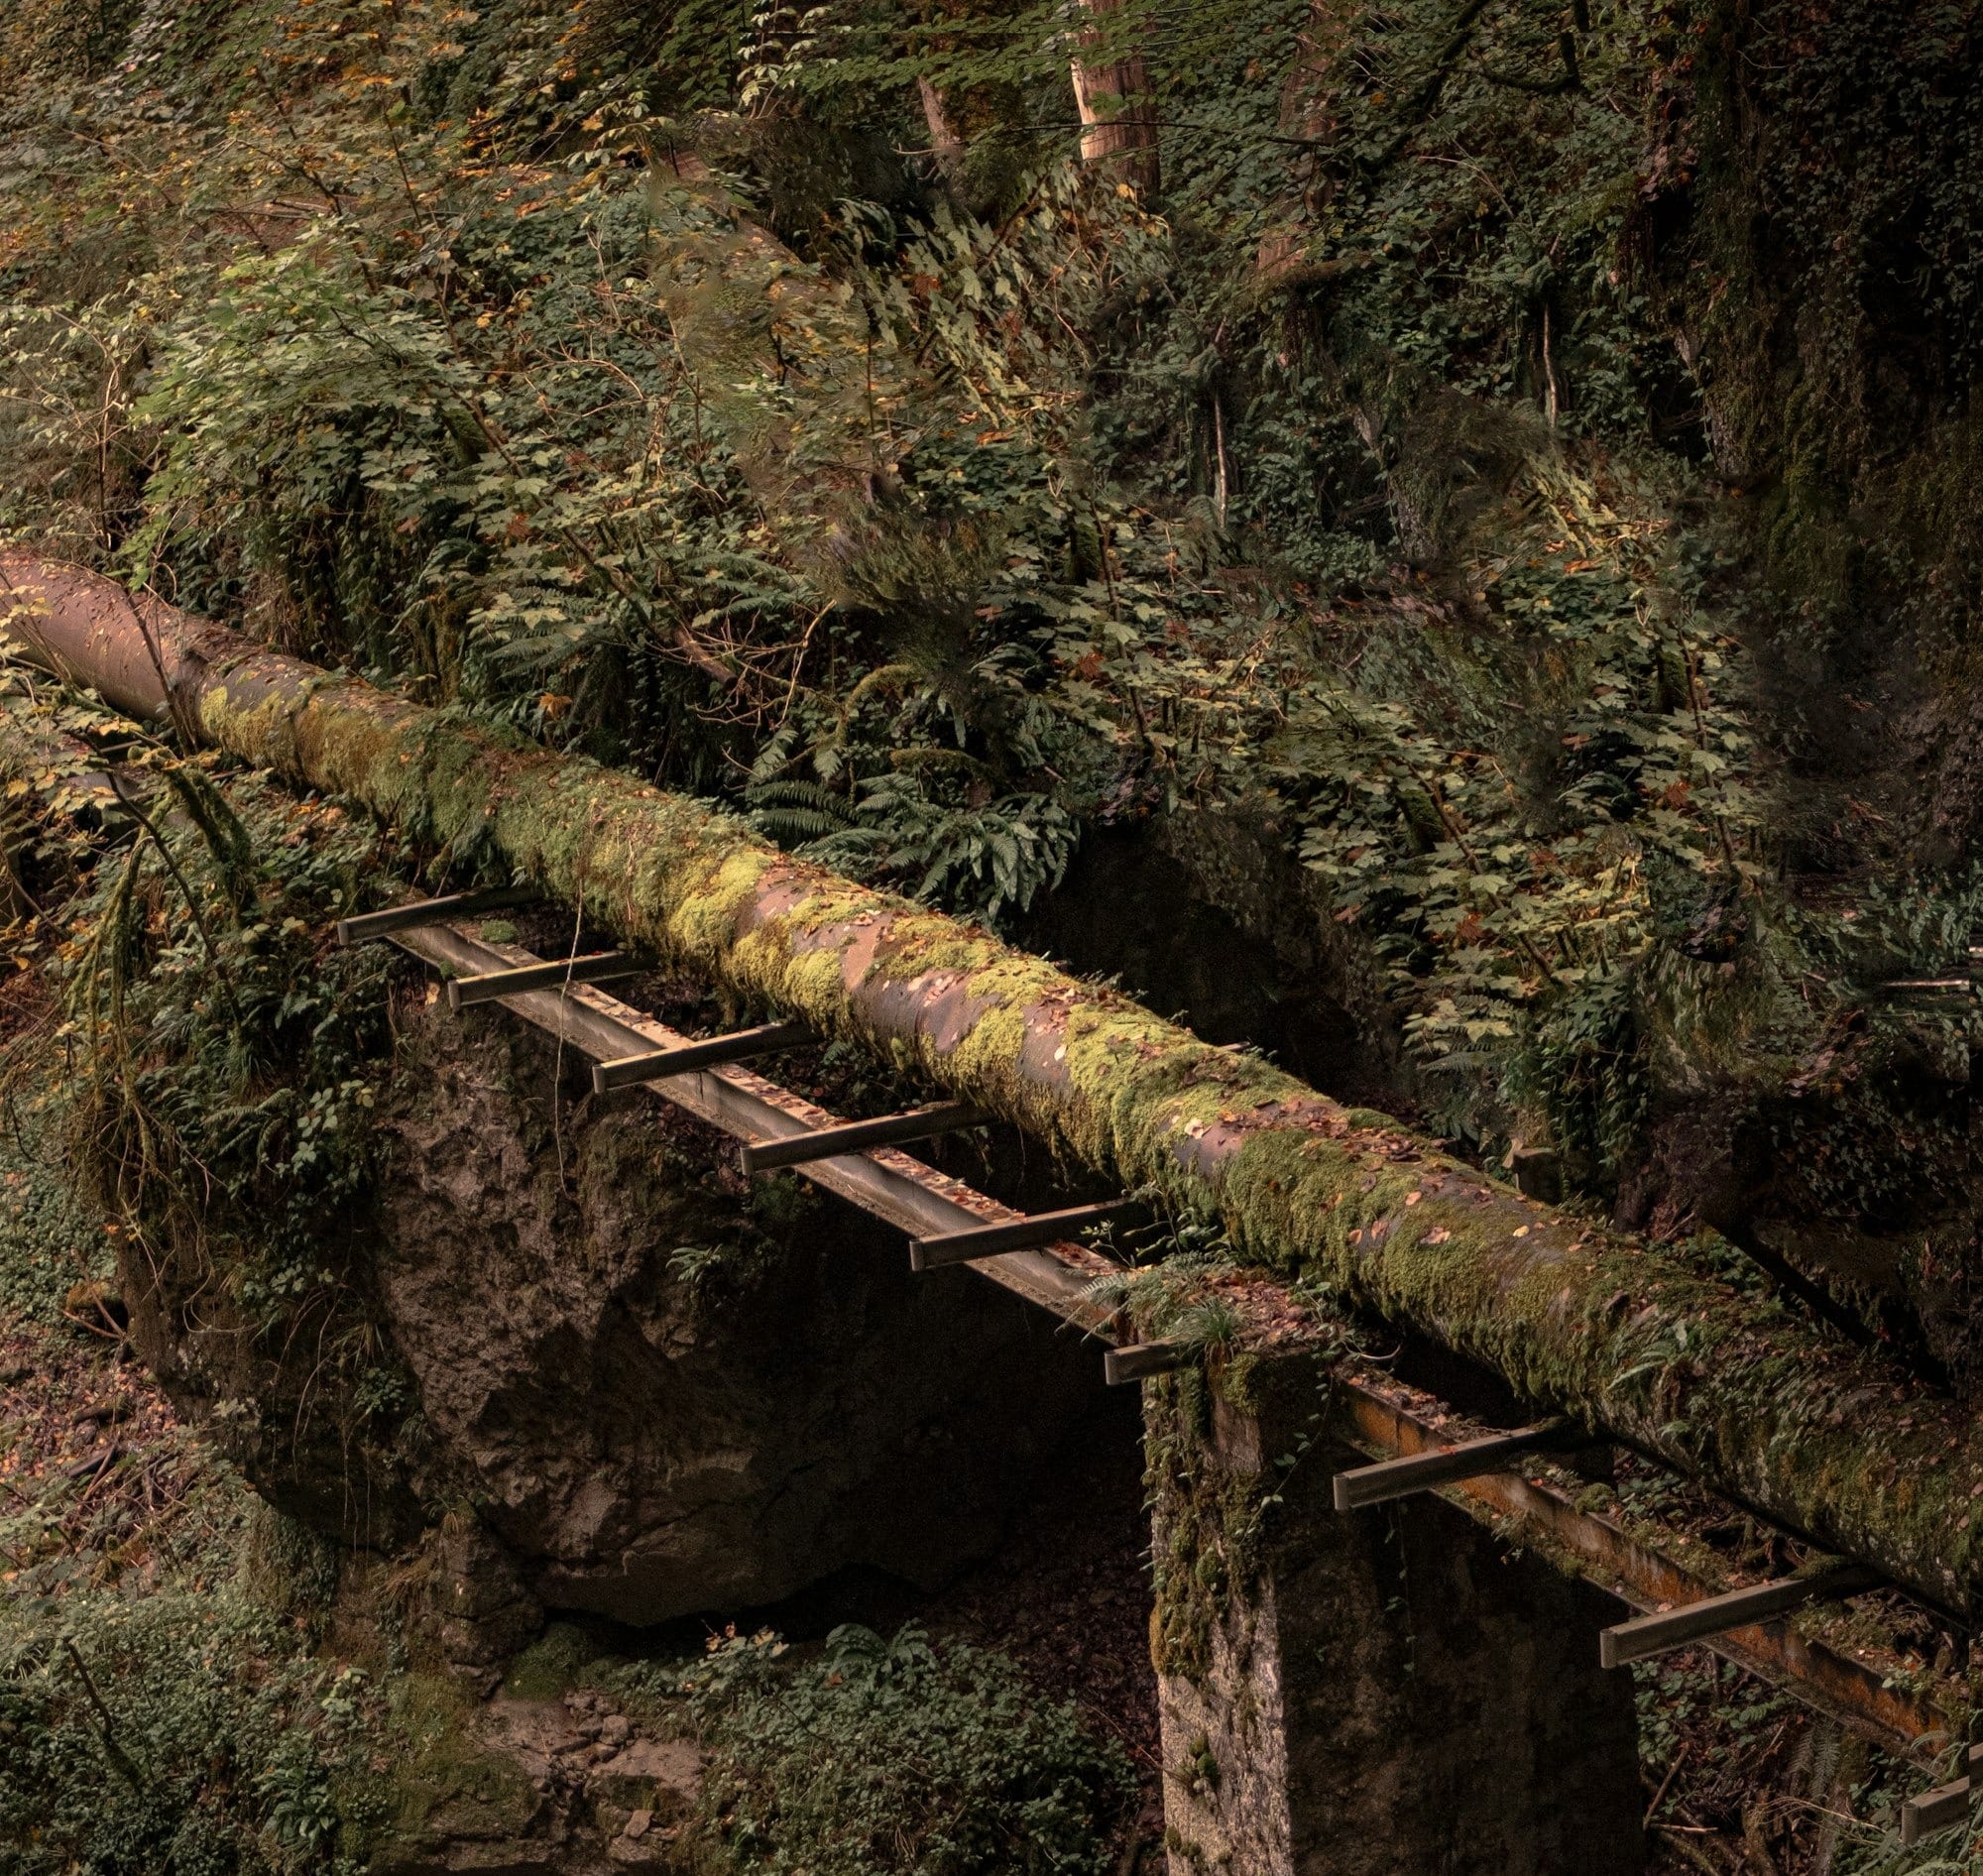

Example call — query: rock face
[118,984,1106,1631]
[370,1683,704,1875]
[368,1004,1103,1625]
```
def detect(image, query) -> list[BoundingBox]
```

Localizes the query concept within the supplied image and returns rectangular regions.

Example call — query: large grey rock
[120,992,1104,1628]
[368,1007,1101,1623]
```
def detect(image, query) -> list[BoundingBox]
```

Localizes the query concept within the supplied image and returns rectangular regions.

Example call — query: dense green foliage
[0,1557,375,1876]
[0,684,430,1520]
[623,1623,1133,1874]
[2,690,435,1532]
[65,758,400,1332]
[0,1032,383,1876]
[4,0,1976,1263]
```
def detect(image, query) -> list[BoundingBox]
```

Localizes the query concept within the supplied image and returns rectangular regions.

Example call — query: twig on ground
[61,1637,146,1791]
[1646,1741,1690,1827]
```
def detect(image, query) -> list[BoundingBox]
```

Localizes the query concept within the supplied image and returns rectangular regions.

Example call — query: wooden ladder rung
[1903,1743,1983,1845]
[910,1199,1140,1270]
[1104,1342,1190,1385]
[446,951,638,1010]
[1333,1423,1590,1511]
[593,1020,811,1094]
[741,1103,988,1173]
[1598,1565,1882,1669]
[336,885,533,945]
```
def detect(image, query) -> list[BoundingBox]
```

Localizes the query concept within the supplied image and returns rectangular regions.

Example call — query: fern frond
[746,777,855,849]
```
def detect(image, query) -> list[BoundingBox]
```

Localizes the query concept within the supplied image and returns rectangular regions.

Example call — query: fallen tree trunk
[3,552,1980,1621]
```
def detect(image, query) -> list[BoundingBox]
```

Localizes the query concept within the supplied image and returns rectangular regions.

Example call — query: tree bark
[1256,0,1354,282]
[1070,0,1161,195]
[4,551,1982,1623]
[917,75,965,174]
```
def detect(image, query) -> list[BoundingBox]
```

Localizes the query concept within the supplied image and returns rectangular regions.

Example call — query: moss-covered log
[4,552,1981,1619]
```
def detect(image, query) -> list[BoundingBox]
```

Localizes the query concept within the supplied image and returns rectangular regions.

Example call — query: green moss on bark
[2,562,1978,1618]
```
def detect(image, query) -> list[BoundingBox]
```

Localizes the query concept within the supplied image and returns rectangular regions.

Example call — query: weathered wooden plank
[329,919,1983,1752]
[1329,1371,1948,1751]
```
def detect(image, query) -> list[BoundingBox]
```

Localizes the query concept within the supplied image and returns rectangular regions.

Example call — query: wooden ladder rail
[370,909,1955,1762]
[388,916,1180,1374]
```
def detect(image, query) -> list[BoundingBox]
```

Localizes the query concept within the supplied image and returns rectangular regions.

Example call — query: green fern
[745,778,856,846]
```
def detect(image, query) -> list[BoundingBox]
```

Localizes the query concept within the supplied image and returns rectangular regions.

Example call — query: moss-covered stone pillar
[1146,1354,1645,1875]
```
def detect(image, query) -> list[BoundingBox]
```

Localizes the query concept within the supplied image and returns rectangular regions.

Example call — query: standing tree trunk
[1070,0,1161,195]
[1256,0,1353,280]
[917,75,966,174]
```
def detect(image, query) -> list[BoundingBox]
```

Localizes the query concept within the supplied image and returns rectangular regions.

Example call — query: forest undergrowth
[2,0,1976,1244]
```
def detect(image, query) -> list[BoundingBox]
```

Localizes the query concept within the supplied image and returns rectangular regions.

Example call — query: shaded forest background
[8,0,1983,1349]
[3,0,1983,1871]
